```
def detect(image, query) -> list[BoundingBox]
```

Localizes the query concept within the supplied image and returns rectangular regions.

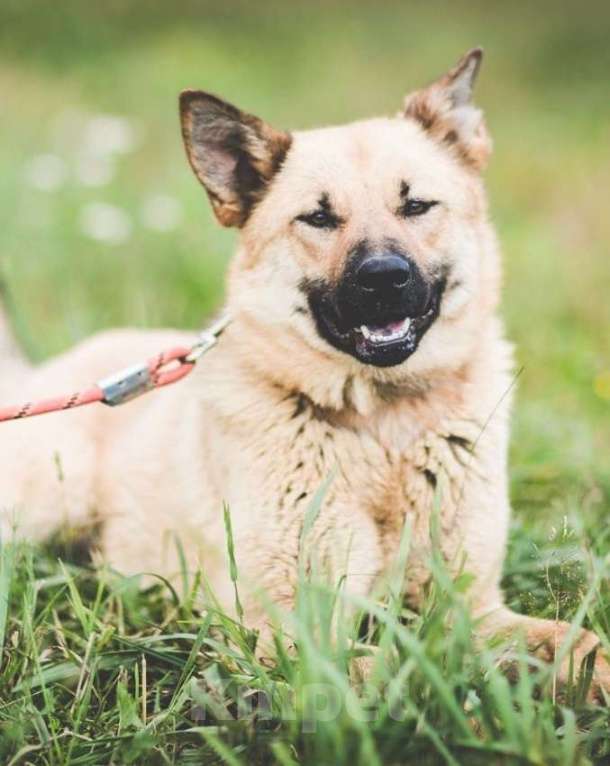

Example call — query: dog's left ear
[180,91,292,227]
[402,48,491,170]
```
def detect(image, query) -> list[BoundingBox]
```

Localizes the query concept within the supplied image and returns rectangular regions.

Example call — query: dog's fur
[1,50,609,698]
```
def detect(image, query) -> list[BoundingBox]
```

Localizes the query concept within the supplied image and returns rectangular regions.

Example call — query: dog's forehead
[280,117,460,198]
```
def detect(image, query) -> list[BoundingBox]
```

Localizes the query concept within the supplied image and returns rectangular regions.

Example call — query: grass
[1,1,610,763]
[1,517,610,765]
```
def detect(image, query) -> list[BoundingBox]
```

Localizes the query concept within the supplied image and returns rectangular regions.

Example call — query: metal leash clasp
[98,364,153,406]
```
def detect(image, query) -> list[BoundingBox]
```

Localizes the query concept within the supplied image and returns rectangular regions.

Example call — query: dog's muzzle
[302,248,445,367]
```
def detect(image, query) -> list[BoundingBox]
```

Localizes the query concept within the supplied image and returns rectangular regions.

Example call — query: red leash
[0,316,230,423]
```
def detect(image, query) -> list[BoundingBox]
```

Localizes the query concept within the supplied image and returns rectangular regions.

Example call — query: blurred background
[0,1,609,564]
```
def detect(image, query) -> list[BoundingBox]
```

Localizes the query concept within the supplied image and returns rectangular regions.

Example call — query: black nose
[355,255,411,293]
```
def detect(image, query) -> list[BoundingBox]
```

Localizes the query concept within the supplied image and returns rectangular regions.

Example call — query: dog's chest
[359,418,478,598]
[248,398,478,593]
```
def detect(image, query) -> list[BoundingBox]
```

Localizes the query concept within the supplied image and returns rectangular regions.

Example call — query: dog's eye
[399,198,439,218]
[295,209,338,230]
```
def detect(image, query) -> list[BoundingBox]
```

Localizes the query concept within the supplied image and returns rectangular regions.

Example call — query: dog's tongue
[381,320,405,332]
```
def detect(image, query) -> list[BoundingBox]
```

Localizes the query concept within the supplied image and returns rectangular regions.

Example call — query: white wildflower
[80,202,132,245]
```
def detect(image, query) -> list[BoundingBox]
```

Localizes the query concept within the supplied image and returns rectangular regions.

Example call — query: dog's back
[0,305,196,543]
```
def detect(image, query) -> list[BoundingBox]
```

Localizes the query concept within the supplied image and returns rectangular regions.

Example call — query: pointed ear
[402,48,491,170]
[179,91,292,227]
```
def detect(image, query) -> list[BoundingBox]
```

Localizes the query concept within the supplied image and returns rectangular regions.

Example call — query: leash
[0,315,231,423]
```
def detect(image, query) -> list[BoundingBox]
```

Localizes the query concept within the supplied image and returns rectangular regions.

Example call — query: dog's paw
[563,632,610,705]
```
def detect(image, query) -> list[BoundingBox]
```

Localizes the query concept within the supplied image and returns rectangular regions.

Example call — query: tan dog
[1,50,608,697]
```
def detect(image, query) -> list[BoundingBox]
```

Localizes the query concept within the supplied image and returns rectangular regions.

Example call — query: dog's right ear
[179,91,292,227]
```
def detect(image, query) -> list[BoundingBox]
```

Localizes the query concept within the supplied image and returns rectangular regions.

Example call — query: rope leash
[0,315,231,423]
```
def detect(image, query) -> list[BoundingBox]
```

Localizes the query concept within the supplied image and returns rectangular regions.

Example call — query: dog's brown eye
[296,209,338,229]
[398,182,438,219]
[295,194,342,230]
[400,198,438,218]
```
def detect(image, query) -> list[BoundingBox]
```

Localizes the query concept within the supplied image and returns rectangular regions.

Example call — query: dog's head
[180,50,500,396]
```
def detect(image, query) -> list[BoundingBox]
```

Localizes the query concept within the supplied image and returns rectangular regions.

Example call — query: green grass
[1,518,610,765]
[1,1,610,763]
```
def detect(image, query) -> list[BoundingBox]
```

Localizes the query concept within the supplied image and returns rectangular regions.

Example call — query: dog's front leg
[235,510,384,665]
[445,436,610,703]
[463,496,610,701]
[474,605,610,703]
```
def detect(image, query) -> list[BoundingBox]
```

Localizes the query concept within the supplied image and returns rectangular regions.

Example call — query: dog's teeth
[360,318,411,344]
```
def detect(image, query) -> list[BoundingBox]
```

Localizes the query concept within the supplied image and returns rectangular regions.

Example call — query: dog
[1,49,608,698]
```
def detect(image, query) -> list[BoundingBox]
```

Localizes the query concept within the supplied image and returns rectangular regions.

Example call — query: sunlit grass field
[1,1,609,763]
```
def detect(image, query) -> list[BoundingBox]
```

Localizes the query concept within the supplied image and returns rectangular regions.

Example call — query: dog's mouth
[305,279,445,368]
